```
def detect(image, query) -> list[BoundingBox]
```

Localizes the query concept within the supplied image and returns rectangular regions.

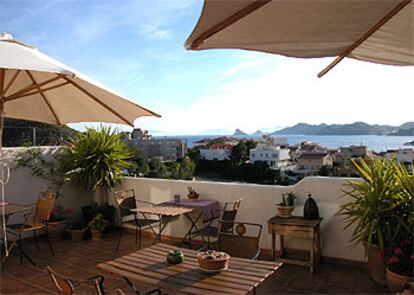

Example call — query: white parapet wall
[1,147,92,226]
[115,176,365,263]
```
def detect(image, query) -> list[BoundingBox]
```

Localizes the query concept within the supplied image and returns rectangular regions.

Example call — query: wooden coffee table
[97,243,280,295]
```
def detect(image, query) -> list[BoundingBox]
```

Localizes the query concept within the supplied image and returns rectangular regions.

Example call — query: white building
[386,148,414,173]
[199,144,232,161]
[249,144,290,169]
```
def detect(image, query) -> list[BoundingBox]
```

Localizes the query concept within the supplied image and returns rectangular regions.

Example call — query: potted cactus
[187,186,199,200]
[276,192,296,218]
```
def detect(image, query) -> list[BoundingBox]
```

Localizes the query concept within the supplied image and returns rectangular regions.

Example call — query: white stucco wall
[2,147,364,262]
[1,147,92,226]
[115,176,365,262]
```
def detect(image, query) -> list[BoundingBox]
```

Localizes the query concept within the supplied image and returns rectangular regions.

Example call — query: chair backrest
[35,192,55,222]
[218,221,262,259]
[47,266,75,295]
[114,189,137,218]
[220,197,243,233]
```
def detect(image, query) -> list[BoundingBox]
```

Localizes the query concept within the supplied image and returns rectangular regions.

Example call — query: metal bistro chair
[197,197,243,250]
[47,266,106,295]
[5,191,55,265]
[114,189,161,251]
[217,221,263,259]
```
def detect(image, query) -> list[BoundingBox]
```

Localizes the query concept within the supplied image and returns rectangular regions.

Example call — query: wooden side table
[268,216,322,274]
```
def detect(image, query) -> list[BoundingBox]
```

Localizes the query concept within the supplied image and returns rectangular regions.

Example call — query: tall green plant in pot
[385,163,414,293]
[60,127,134,222]
[337,158,405,285]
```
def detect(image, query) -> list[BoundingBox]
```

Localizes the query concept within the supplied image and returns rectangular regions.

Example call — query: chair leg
[116,227,123,251]
[45,226,55,256]
[135,227,138,247]
[124,276,141,295]
[33,230,40,250]
[139,227,142,249]
[18,235,23,265]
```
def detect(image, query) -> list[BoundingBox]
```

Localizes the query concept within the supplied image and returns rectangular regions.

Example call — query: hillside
[233,128,247,136]
[3,118,77,147]
[272,122,408,136]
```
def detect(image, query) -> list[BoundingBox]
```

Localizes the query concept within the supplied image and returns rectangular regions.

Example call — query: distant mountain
[272,122,409,136]
[233,129,247,136]
[252,130,265,136]
[389,128,414,136]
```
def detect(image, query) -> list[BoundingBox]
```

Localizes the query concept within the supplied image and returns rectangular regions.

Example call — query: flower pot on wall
[386,268,414,293]
[367,243,387,285]
[68,228,87,242]
[48,219,69,241]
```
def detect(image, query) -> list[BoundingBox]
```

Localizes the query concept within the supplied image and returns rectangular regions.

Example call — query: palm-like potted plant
[60,126,134,224]
[385,163,414,292]
[338,158,408,285]
[276,192,296,218]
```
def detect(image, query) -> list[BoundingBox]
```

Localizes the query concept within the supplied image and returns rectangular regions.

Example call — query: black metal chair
[217,221,263,259]
[196,197,243,250]
[114,189,161,251]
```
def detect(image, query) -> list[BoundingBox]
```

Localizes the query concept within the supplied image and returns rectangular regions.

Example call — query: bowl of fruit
[197,250,230,272]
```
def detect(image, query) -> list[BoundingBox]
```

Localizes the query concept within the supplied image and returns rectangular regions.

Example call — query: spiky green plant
[60,126,134,203]
[337,157,412,255]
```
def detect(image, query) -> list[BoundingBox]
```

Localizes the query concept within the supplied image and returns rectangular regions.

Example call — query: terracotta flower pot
[47,219,69,241]
[68,228,87,242]
[386,268,414,293]
[90,229,104,241]
[187,193,199,201]
[276,206,294,218]
[366,242,387,285]
[197,252,229,272]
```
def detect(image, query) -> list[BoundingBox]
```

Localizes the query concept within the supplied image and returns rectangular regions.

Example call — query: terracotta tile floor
[0,231,390,294]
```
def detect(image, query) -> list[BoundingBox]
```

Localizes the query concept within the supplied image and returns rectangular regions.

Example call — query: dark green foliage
[230,141,247,164]
[3,118,76,147]
[60,126,134,193]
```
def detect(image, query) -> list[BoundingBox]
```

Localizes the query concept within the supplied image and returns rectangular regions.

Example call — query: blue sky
[2,0,414,135]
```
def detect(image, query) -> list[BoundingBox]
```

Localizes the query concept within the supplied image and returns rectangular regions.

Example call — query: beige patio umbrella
[185,0,414,77]
[0,33,160,148]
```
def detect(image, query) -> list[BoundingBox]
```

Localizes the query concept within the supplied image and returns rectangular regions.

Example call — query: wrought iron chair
[47,266,106,295]
[5,191,55,265]
[196,197,243,250]
[217,221,263,259]
[114,189,161,251]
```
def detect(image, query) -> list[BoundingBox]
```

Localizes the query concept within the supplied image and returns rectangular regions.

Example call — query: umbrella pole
[0,69,8,256]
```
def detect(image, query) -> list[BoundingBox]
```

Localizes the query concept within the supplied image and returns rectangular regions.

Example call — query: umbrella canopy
[0,33,160,131]
[185,0,414,76]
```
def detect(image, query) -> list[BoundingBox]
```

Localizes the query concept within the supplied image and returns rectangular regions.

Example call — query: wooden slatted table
[131,206,194,244]
[97,243,280,295]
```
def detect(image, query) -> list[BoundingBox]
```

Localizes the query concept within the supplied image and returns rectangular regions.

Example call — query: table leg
[280,235,285,258]
[310,230,315,274]
[271,231,276,261]
[179,211,204,248]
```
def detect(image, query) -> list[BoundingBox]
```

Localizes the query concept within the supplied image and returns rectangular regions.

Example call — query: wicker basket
[197,252,230,271]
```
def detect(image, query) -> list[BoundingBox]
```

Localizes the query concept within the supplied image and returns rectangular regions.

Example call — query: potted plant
[338,158,407,285]
[385,163,414,293]
[68,222,88,242]
[276,192,296,218]
[88,213,109,241]
[48,206,73,241]
[187,186,199,200]
[60,127,134,225]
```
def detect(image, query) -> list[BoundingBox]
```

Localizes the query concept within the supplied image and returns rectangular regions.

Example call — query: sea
[155,134,414,153]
